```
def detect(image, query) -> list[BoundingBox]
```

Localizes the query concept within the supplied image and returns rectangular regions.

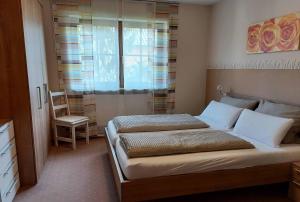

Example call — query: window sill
[68,89,171,95]
[95,89,169,95]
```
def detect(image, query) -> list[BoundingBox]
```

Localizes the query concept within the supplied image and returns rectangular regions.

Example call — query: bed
[107,119,300,180]
[105,99,300,201]
[105,129,299,201]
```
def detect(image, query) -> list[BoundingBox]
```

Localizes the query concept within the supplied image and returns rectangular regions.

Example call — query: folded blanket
[119,130,254,158]
[113,114,209,133]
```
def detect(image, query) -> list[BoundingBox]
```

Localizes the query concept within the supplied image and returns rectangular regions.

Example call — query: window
[93,19,169,92]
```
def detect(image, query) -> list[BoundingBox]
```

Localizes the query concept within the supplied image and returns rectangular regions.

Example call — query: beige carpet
[15,138,291,202]
[15,138,118,202]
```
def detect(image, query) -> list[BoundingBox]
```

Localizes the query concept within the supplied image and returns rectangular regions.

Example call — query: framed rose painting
[247,13,300,54]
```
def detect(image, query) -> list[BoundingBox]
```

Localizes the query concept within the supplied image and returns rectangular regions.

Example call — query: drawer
[1,174,20,202]
[0,121,14,152]
[0,157,18,190]
[0,140,17,174]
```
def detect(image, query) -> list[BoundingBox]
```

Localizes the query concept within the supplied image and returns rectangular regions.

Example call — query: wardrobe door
[37,0,50,171]
[21,0,48,178]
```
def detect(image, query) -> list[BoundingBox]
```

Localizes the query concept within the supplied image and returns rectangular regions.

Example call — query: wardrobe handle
[37,87,42,109]
[43,83,48,104]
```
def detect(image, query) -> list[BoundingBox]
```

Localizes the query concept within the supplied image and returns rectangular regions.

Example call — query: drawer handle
[5,176,18,198]
[293,180,300,187]
[3,161,15,177]
[1,143,13,157]
[5,190,11,197]
[0,124,10,134]
[295,168,300,174]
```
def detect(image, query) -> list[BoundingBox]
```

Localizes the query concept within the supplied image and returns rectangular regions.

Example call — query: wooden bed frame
[104,128,292,202]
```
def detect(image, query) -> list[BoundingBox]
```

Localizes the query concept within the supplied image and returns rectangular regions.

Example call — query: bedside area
[0,120,20,202]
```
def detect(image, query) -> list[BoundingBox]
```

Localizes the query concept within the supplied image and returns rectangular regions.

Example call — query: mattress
[107,120,119,146]
[114,132,300,180]
[107,117,300,180]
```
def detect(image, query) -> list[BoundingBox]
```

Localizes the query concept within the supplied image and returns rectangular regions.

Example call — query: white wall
[208,0,300,69]
[44,3,211,127]
[96,94,151,127]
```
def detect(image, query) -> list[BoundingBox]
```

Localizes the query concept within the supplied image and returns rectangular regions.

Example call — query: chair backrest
[49,90,70,119]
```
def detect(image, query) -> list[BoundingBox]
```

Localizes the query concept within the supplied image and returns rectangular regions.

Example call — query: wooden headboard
[205,69,300,106]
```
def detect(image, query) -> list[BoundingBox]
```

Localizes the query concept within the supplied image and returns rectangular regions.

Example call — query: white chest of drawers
[0,120,20,202]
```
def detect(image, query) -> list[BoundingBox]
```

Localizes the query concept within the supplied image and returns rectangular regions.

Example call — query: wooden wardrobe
[0,0,50,186]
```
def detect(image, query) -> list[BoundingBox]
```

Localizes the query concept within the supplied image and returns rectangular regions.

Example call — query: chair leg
[54,124,58,147]
[72,126,76,150]
[86,121,90,144]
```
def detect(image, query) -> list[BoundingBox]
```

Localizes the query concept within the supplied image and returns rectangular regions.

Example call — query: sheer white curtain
[122,1,156,91]
[123,21,155,90]
[92,0,120,92]
[92,0,157,127]
[93,21,120,92]
[92,0,157,92]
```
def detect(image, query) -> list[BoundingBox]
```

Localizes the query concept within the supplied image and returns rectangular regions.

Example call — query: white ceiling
[173,0,221,5]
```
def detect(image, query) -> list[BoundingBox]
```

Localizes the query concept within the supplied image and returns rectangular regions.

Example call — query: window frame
[93,19,168,93]
[118,21,125,90]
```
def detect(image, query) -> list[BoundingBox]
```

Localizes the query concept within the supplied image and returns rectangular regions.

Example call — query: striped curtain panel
[52,0,99,136]
[153,3,178,114]
[52,0,179,132]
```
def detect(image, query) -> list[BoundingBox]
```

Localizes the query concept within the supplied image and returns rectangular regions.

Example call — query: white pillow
[199,101,243,129]
[233,109,294,147]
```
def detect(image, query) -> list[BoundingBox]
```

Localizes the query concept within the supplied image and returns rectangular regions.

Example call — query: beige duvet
[119,129,254,158]
[113,114,208,133]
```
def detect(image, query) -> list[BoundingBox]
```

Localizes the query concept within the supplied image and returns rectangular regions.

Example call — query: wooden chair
[49,90,89,150]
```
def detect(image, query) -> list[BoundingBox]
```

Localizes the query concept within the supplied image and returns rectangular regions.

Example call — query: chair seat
[55,115,89,125]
